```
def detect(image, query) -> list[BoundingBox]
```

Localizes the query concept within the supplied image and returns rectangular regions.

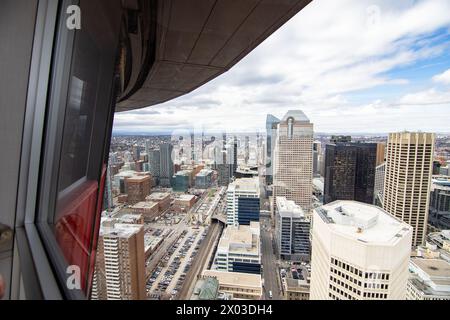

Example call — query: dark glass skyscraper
[159,143,174,187]
[324,142,377,204]
[429,178,450,230]
[233,135,238,177]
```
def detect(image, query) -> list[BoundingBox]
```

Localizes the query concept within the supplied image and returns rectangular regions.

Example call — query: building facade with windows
[310,201,412,300]
[226,178,260,226]
[265,114,280,185]
[324,142,377,205]
[159,143,174,187]
[383,132,435,247]
[214,222,261,274]
[275,197,310,261]
[273,110,313,214]
[124,174,152,204]
[91,219,146,300]
[148,149,161,185]
[195,169,213,189]
[373,162,386,207]
[428,177,450,230]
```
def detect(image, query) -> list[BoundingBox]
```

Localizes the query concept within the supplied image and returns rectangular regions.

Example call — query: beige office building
[91,218,146,300]
[273,110,313,214]
[376,142,386,166]
[202,270,263,300]
[383,132,435,247]
[310,201,412,300]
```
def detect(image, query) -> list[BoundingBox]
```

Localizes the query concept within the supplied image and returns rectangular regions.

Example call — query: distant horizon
[111,130,450,137]
[113,0,450,134]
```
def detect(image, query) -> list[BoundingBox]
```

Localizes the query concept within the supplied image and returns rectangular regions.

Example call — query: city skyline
[95,106,450,301]
[113,0,450,135]
[3,0,450,304]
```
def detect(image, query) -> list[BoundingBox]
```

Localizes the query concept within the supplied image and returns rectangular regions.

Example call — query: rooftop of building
[315,200,411,245]
[107,210,143,223]
[218,222,260,255]
[409,258,450,295]
[285,278,310,292]
[175,170,192,176]
[281,110,310,123]
[176,194,196,201]
[196,169,213,176]
[202,270,262,289]
[130,201,159,209]
[411,258,450,280]
[146,192,171,201]
[276,197,305,218]
[432,176,450,190]
[312,177,324,192]
[266,114,280,124]
[114,170,137,177]
[191,277,220,300]
[144,233,164,252]
[125,174,151,182]
[99,218,143,238]
[228,177,260,193]
[284,265,310,291]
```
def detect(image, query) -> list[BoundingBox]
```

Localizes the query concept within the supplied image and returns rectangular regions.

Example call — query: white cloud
[114,0,450,134]
[433,68,450,84]
[398,88,450,105]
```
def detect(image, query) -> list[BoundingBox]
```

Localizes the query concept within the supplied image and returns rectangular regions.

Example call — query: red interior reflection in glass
[54,167,106,293]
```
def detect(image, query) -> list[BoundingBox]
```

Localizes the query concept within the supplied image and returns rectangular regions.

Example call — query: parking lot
[146,226,208,299]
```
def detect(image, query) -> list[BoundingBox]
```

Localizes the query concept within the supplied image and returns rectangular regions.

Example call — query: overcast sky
[113,0,450,135]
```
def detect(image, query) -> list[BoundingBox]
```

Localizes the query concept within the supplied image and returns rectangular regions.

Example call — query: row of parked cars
[168,228,210,300]
[145,230,189,293]
[167,232,200,298]
[147,228,209,298]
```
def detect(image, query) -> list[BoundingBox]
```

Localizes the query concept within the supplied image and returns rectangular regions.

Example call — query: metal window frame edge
[14,0,65,300]
[34,0,87,300]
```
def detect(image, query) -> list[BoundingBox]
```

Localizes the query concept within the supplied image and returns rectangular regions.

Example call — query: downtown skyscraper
[226,178,261,226]
[383,132,435,247]
[275,197,310,261]
[324,142,377,205]
[310,201,412,300]
[148,149,161,185]
[159,143,174,187]
[273,110,314,213]
[91,218,146,300]
[265,114,280,185]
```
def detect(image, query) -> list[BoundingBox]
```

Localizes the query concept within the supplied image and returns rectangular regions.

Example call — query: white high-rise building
[383,132,435,247]
[310,201,412,300]
[273,110,313,214]
[214,222,261,274]
[275,197,310,261]
[226,178,260,226]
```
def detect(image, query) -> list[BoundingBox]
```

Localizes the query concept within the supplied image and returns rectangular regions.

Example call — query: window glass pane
[49,1,122,295]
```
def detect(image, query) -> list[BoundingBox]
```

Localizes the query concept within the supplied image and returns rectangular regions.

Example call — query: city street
[260,216,282,300]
